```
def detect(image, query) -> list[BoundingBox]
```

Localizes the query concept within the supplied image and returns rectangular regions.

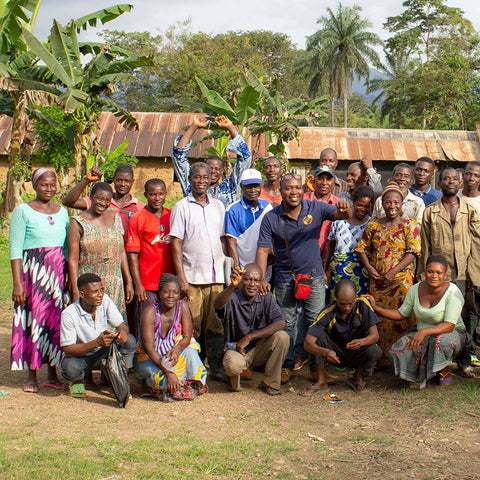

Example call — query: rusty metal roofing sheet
[0,113,479,163]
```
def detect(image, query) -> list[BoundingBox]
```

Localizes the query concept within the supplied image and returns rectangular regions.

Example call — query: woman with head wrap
[9,168,70,392]
[355,182,421,358]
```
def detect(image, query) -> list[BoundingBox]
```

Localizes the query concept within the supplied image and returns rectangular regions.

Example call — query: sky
[34,0,480,52]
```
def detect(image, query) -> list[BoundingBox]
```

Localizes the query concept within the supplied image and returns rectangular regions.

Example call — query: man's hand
[180,279,190,300]
[214,115,234,130]
[116,330,128,345]
[346,338,364,350]
[258,281,271,295]
[236,335,251,356]
[97,331,115,348]
[193,116,209,129]
[407,331,426,352]
[86,166,103,183]
[125,281,134,304]
[360,155,373,171]
[134,283,147,303]
[326,349,340,364]
[166,372,180,394]
[231,266,246,288]
[336,200,350,214]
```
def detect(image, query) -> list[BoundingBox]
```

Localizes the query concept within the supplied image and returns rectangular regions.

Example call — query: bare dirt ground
[1,301,480,479]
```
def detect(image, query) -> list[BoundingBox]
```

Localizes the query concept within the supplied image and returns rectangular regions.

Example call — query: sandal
[461,366,476,378]
[438,371,453,386]
[259,381,281,396]
[23,383,39,393]
[69,383,86,398]
[347,378,369,393]
[299,384,329,396]
[43,381,68,390]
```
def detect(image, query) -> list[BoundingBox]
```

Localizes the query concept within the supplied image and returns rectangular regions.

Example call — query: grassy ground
[1,235,480,479]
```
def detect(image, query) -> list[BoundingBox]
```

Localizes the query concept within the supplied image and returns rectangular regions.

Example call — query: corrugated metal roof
[1,112,479,163]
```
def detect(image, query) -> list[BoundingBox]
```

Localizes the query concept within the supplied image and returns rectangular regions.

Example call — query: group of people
[9,115,480,402]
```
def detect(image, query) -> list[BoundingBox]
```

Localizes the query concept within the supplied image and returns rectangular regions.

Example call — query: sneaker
[281,368,293,384]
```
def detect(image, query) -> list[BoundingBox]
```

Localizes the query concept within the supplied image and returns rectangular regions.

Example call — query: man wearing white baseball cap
[225,169,272,269]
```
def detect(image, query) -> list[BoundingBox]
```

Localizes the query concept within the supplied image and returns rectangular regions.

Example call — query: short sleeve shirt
[257,199,337,282]
[308,297,380,348]
[225,197,271,238]
[125,207,174,291]
[60,294,124,347]
[216,289,285,350]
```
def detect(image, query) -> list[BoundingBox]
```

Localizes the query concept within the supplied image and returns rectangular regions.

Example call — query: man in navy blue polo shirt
[409,157,442,207]
[256,173,351,383]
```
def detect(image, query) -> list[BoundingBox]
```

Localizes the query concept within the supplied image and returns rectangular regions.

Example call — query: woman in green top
[365,255,466,388]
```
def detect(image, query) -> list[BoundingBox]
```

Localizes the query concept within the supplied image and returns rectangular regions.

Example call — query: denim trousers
[274,276,326,370]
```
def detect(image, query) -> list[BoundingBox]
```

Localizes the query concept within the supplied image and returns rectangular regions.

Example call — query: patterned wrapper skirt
[329,251,369,297]
[11,247,65,370]
[389,328,466,389]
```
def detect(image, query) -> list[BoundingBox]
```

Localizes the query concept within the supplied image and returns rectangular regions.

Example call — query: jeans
[274,276,326,370]
[61,334,136,383]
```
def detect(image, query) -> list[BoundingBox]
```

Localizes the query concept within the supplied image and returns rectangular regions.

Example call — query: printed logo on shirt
[151,233,171,245]
[303,214,313,225]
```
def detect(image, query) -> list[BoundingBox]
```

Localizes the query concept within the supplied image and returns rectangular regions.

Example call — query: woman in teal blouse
[365,255,466,389]
[9,168,69,393]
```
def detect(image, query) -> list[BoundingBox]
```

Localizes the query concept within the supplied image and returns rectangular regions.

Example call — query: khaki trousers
[188,284,224,337]
[222,331,289,390]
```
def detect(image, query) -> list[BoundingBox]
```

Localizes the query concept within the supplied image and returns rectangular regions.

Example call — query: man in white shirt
[170,162,227,380]
[60,273,136,398]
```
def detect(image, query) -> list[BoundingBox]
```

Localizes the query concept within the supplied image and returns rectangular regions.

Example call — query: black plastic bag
[101,341,130,408]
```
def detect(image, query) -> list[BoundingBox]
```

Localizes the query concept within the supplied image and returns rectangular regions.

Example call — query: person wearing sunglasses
[9,168,70,393]
[256,172,352,383]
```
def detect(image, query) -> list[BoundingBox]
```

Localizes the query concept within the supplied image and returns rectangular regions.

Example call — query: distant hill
[351,68,388,103]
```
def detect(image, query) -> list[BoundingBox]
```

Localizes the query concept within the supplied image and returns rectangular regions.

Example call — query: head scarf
[32,167,56,188]
[381,181,405,200]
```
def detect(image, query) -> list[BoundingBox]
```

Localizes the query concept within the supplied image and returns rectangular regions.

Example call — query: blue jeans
[61,334,136,383]
[274,276,326,370]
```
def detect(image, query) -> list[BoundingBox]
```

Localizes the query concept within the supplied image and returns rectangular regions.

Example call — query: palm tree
[305,3,382,127]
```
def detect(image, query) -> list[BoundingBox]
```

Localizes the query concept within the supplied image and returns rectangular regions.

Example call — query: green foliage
[31,104,75,171]
[302,2,383,127]
[96,141,138,183]
[100,26,309,112]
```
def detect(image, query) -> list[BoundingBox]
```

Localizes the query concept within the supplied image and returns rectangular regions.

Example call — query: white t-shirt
[170,193,226,284]
[60,294,124,347]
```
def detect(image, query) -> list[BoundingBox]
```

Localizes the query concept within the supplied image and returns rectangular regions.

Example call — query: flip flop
[23,383,39,393]
[259,381,281,396]
[69,383,86,398]
[300,384,329,396]
[43,381,68,390]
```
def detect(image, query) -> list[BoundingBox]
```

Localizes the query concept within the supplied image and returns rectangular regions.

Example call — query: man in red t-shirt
[126,179,174,334]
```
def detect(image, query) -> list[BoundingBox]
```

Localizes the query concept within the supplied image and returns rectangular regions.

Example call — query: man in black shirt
[303,279,381,394]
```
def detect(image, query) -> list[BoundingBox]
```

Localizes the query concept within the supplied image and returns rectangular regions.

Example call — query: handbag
[280,217,314,300]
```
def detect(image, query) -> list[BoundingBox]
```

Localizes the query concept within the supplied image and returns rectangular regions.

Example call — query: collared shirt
[170,193,225,285]
[60,294,124,347]
[172,133,252,207]
[303,192,340,253]
[458,190,480,214]
[419,196,480,285]
[333,177,349,196]
[337,168,383,204]
[308,297,379,348]
[216,289,285,351]
[257,199,337,282]
[409,185,442,207]
[125,207,174,291]
[372,191,425,224]
[85,195,145,243]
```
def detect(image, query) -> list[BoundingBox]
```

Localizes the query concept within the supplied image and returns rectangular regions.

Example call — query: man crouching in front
[60,273,136,398]
[303,279,382,395]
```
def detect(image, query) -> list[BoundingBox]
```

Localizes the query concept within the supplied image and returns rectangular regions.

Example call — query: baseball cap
[314,165,335,178]
[239,169,263,185]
